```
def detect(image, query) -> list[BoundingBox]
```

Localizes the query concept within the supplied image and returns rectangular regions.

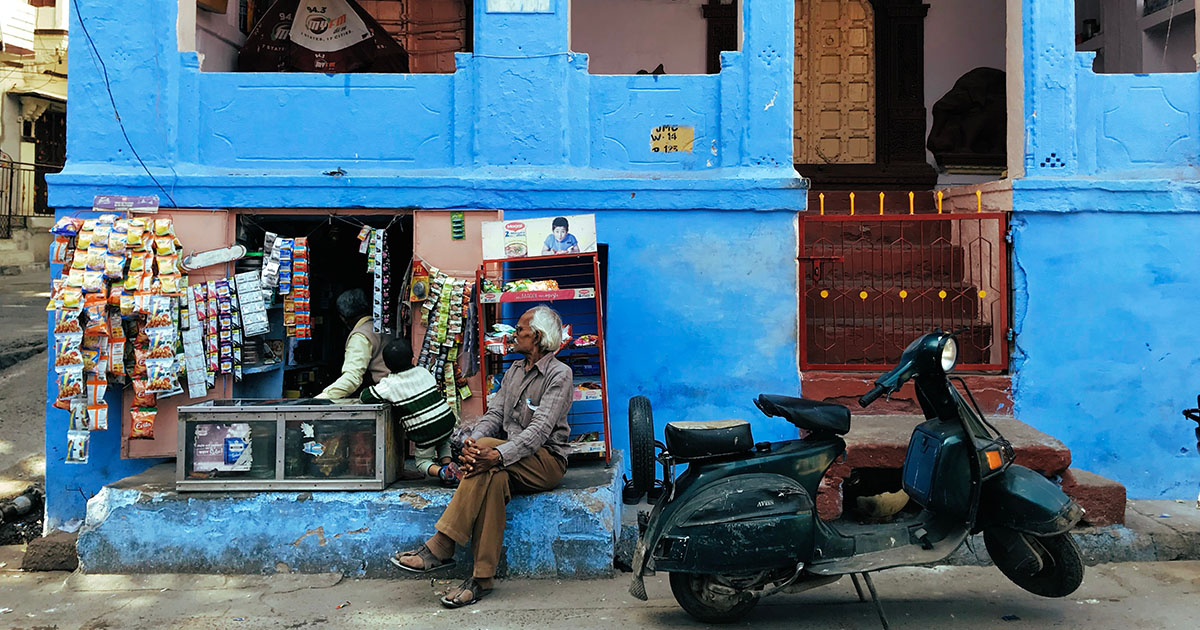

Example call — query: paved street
[0,553,1195,630]
[0,268,48,498]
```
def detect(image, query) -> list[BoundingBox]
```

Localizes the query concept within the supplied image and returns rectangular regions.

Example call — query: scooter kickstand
[859,572,890,630]
[850,573,867,602]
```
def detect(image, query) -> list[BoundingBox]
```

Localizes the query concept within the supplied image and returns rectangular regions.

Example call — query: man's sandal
[440,577,492,609]
[389,544,456,573]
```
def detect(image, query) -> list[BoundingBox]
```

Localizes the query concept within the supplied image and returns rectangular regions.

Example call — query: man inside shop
[315,288,393,400]
[393,305,573,608]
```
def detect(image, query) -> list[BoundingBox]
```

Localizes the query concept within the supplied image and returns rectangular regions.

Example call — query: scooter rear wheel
[985,529,1084,598]
[668,572,758,624]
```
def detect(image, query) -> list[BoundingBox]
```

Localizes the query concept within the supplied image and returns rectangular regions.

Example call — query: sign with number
[650,125,694,153]
[487,0,552,13]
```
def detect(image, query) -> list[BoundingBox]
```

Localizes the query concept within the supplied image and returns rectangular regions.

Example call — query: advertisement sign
[481,214,597,260]
[192,423,253,472]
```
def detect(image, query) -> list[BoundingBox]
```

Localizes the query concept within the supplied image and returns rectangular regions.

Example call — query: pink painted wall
[571,0,712,74]
[410,210,502,421]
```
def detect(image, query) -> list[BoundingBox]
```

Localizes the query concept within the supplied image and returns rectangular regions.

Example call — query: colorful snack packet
[87,404,109,431]
[50,236,73,265]
[66,429,90,463]
[156,255,179,276]
[56,368,84,400]
[53,333,85,371]
[54,309,84,334]
[82,270,106,294]
[132,379,157,408]
[127,218,146,249]
[50,217,83,236]
[154,236,176,256]
[104,253,126,280]
[145,358,178,393]
[87,375,107,406]
[130,408,156,439]
[153,218,174,237]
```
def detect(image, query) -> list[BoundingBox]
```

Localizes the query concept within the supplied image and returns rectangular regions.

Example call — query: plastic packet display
[54,310,84,334]
[69,400,90,431]
[123,272,142,292]
[154,236,176,256]
[104,253,126,280]
[108,340,126,376]
[50,236,72,265]
[53,333,84,371]
[108,229,128,254]
[156,255,179,275]
[87,404,109,431]
[159,274,182,295]
[131,348,149,379]
[51,217,83,236]
[146,329,176,359]
[130,408,156,439]
[145,358,178,393]
[153,218,173,237]
[56,368,84,400]
[82,270,106,294]
[62,287,83,310]
[87,375,107,406]
[145,296,174,329]
[119,292,136,317]
[92,224,112,246]
[83,296,107,335]
[66,429,90,463]
[75,229,93,251]
[66,268,85,289]
[132,379,157,407]
[128,251,149,273]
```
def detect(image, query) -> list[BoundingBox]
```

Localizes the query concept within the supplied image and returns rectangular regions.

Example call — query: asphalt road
[0,556,1196,630]
[0,269,47,495]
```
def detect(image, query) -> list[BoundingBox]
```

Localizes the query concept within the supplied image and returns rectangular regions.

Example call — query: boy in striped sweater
[361,338,461,487]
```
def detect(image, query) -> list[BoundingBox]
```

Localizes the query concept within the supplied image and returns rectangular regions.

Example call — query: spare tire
[629,396,656,494]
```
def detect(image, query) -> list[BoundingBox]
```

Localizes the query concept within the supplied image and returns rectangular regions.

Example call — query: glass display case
[177,399,400,491]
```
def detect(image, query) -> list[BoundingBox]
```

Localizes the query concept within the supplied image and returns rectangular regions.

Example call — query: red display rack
[476,252,611,463]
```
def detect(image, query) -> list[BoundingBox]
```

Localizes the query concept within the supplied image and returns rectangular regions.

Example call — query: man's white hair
[528,305,563,353]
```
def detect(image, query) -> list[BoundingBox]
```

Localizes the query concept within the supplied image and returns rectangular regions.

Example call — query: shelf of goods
[476,252,611,462]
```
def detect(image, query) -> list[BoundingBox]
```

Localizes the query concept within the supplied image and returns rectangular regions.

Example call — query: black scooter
[629,331,1085,626]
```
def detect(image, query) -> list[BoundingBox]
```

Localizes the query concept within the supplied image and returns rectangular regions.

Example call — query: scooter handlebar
[859,384,887,408]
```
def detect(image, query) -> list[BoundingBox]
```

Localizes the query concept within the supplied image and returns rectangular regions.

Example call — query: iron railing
[799,211,1009,371]
[1,161,58,238]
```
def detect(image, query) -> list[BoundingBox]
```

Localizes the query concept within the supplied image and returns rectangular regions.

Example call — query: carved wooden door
[794,0,876,164]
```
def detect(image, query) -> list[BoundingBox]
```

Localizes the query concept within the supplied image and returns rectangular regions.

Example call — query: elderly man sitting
[393,305,573,608]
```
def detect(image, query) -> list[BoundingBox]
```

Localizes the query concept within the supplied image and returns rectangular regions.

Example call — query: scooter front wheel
[668,572,759,624]
[985,529,1084,598]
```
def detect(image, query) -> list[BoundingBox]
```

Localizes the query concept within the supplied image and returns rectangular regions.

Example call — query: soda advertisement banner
[481,214,597,260]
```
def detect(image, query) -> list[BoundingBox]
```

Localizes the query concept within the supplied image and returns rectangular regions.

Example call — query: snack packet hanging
[53,310,84,334]
[50,236,72,265]
[61,287,83,310]
[87,404,109,431]
[87,375,107,406]
[50,217,83,236]
[53,333,84,371]
[153,236,176,256]
[132,379,157,407]
[127,218,146,249]
[146,328,176,359]
[157,255,179,276]
[104,253,126,280]
[131,348,149,379]
[153,218,174,237]
[159,274,182,295]
[83,295,108,336]
[75,228,93,251]
[145,358,178,393]
[66,429,90,463]
[66,268,85,288]
[130,408,156,439]
[108,228,128,254]
[69,400,90,431]
[146,296,174,329]
[56,368,84,400]
[82,270,106,294]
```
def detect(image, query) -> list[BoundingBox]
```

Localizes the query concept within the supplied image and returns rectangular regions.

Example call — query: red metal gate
[799,212,1009,371]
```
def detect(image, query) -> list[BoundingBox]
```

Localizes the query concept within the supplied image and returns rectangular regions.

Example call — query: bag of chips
[157,255,179,276]
[82,270,106,294]
[66,429,90,463]
[56,368,84,400]
[66,268,85,288]
[51,217,83,236]
[87,375,107,406]
[108,228,128,254]
[130,408,156,439]
[131,348,149,379]
[154,236,176,256]
[50,236,73,265]
[132,378,157,407]
[87,404,109,431]
[54,309,84,334]
[147,329,176,359]
[127,218,146,249]
[145,358,178,393]
[69,400,90,431]
[104,253,126,280]
[62,287,83,310]
[53,333,84,371]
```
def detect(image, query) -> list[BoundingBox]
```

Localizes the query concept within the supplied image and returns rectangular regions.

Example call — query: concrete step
[805,321,999,366]
[816,415,1072,521]
[1062,468,1126,526]
[801,371,1013,416]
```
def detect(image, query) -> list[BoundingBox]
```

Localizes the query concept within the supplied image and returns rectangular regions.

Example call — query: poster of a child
[542,216,581,254]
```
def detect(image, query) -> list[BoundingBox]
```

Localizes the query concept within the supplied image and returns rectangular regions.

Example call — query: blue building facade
[1012,2,1200,499]
[44,0,1200,533]
[45,0,804,529]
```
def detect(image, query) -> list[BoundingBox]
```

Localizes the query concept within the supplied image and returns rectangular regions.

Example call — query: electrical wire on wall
[69,0,180,208]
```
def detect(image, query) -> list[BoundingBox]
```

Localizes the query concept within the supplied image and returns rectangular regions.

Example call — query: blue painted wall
[1013,1,1200,497]
[46,0,805,527]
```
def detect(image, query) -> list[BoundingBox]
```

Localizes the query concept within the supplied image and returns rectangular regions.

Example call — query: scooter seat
[664,419,754,461]
[755,394,851,435]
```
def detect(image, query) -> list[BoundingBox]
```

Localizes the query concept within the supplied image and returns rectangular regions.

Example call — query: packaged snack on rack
[69,400,89,431]
[82,270,106,294]
[50,236,72,265]
[130,408,156,439]
[85,246,106,272]
[157,255,179,276]
[145,357,178,393]
[54,310,84,334]
[87,375,107,406]
[108,227,128,254]
[51,217,83,236]
[104,253,126,280]
[146,329,176,359]
[160,274,183,295]
[153,218,174,237]
[56,368,84,400]
[54,333,84,371]
[87,404,109,431]
[132,379,157,407]
[66,429,90,463]
[127,218,146,249]
[62,287,83,310]
[153,236,176,256]
[146,295,174,329]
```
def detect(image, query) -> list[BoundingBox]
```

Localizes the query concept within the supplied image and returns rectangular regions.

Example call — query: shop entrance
[233,211,414,400]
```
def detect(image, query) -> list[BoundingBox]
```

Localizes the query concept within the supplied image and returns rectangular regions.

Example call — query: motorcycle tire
[668,572,758,624]
[629,396,656,495]
[985,528,1084,598]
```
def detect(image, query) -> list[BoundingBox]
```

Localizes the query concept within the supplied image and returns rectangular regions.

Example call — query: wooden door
[794,0,876,165]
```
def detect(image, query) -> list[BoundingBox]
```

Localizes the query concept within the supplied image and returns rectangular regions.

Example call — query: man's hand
[459,439,501,477]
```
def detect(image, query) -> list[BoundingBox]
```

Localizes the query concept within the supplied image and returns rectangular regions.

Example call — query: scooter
[629,331,1085,626]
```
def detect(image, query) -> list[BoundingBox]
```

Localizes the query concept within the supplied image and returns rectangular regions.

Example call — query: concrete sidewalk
[1,542,1198,630]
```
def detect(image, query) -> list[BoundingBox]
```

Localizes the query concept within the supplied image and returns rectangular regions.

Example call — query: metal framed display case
[177,399,400,491]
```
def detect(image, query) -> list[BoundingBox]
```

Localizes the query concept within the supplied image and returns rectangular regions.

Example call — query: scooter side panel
[635,438,843,577]
[976,464,1084,535]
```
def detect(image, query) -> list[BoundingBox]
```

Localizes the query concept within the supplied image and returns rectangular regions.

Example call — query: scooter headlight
[940,337,958,372]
